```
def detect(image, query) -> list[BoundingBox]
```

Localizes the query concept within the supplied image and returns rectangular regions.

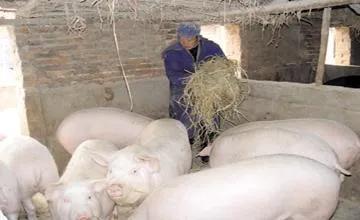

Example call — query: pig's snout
[76,213,91,220]
[107,184,123,199]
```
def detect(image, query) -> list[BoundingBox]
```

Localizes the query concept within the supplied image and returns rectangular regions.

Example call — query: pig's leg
[22,198,38,220]
[7,213,19,220]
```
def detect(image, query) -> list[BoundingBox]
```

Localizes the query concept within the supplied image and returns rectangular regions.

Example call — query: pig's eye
[132,169,138,174]
[88,196,92,200]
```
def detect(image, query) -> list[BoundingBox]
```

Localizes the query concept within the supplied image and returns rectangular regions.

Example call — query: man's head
[177,22,200,50]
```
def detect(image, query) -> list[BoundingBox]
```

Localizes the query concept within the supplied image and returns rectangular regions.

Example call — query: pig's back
[138,119,192,176]
[210,127,345,174]
[56,107,152,154]
[225,118,360,168]
[131,155,340,220]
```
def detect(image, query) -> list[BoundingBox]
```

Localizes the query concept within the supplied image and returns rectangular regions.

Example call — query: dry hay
[182,56,250,147]
[241,12,302,47]
[67,0,304,29]
[65,0,308,48]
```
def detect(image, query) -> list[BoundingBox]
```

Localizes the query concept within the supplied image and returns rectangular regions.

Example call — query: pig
[105,119,192,217]
[220,118,360,169]
[46,180,114,220]
[200,127,350,175]
[0,136,59,220]
[0,161,21,220]
[129,155,341,220]
[56,107,153,154]
[45,139,118,220]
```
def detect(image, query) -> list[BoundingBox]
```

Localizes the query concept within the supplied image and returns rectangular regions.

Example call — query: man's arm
[212,43,226,57]
[163,51,187,87]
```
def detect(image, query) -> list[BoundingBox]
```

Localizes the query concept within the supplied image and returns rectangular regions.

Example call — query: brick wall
[240,12,322,83]
[300,12,322,81]
[14,2,179,88]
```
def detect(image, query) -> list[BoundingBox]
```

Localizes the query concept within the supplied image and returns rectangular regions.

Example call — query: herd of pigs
[0,107,360,220]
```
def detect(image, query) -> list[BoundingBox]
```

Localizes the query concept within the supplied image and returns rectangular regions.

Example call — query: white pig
[129,155,341,220]
[46,180,114,220]
[200,127,350,175]
[0,161,21,220]
[46,139,118,220]
[221,118,360,169]
[0,136,59,220]
[56,107,152,154]
[105,119,192,217]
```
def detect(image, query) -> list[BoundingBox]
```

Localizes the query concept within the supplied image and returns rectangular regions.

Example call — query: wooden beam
[215,0,360,19]
[349,4,360,14]
[315,7,332,85]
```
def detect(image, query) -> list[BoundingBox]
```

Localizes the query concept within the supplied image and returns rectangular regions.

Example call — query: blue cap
[177,22,200,38]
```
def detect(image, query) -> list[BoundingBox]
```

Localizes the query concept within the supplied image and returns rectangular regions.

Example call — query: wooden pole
[315,7,332,85]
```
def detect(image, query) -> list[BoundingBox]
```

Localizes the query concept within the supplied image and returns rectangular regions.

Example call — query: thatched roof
[1,0,359,22]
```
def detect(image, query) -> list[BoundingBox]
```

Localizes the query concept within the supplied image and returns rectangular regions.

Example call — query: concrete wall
[34,77,359,200]
[0,25,28,137]
[26,76,169,172]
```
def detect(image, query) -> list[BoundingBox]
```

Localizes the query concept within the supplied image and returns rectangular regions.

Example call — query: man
[162,22,225,156]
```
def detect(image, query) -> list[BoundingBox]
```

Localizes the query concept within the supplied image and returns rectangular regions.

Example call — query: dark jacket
[162,37,225,139]
[162,36,225,94]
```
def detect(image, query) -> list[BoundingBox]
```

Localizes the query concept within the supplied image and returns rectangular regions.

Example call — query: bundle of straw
[182,56,250,146]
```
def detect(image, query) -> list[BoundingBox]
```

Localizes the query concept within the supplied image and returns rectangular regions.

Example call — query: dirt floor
[332,198,360,220]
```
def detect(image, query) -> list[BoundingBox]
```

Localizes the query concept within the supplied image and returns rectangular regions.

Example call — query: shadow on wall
[274,63,315,83]
[324,64,360,88]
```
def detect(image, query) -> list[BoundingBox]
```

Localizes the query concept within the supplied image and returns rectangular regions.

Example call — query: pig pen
[25,77,360,219]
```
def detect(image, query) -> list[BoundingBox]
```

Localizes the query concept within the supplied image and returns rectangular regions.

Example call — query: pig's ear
[134,154,160,173]
[88,150,109,167]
